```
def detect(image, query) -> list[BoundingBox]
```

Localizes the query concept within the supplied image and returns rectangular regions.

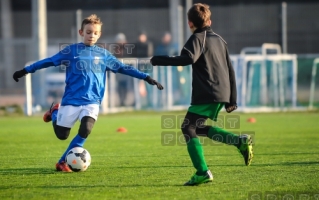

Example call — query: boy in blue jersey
[13,14,163,172]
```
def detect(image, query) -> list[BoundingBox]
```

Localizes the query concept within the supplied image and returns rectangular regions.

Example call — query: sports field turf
[0,111,318,200]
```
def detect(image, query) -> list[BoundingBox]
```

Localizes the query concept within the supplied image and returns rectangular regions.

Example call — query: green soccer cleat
[184,170,213,186]
[238,134,253,166]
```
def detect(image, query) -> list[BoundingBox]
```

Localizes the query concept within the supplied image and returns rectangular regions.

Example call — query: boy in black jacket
[151,3,253,186]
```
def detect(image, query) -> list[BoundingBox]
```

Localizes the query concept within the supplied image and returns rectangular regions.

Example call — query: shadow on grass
[207,161,319,167]
[254,152,319,156]
[106,165,190,169]
[107,161,319,168]
[251,161,319,166]
[0,161,317,176]
[0,168,63,175]
[0,182,212,189]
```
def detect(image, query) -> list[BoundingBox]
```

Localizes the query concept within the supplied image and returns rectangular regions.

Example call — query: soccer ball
[65,147,91,172]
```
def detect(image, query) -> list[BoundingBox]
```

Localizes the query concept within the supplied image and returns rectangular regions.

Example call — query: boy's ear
[79,29,84,36]
[188,21,194,29]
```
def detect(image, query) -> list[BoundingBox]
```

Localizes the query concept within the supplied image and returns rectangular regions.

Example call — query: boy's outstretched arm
[107,55,164,90]
[151,35,201,67]
[13,68,28,82]
[12,58,55,82]
[117,66,164,90]
[225,48,237,113]
[13,46,70,82]
[150,54,193,66]
[117,65,164,90]
[144,76,164,90]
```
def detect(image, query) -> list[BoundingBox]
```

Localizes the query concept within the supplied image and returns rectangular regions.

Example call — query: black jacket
[151,26,237,105]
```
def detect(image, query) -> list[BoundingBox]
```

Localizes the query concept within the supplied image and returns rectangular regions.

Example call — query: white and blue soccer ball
[65,147,91,172]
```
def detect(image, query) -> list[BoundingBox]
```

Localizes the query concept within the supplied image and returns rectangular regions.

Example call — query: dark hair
[81,14,103,31]
[187,3,211,28]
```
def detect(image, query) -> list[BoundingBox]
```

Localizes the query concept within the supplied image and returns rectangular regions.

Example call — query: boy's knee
[56,133,69,140]
[181,124,197,139]
[181,125,189,134]
[55,129,70,140]
[53,122,71,140]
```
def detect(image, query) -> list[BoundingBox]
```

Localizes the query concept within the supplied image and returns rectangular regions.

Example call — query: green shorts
[188,103,225,121]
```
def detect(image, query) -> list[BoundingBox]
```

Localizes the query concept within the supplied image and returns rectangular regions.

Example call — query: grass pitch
[0,111,318,200]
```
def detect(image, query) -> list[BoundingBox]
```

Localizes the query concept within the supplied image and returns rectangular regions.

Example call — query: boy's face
[79,24,102,46]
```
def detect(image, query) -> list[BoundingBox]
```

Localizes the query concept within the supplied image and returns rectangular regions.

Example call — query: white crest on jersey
[94,56,100,64]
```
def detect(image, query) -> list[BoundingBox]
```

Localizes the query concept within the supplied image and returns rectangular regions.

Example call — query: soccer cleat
[55,161,72,172]
[184,170,213,186]
[43,103,60,122]
[238,134,253,166]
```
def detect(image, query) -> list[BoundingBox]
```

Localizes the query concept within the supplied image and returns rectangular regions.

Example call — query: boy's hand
[225,103,237,113]
[144,76,164,90]
[13,69,28,82]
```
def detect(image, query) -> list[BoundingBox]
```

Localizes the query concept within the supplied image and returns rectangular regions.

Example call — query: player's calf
[78,116,95,139]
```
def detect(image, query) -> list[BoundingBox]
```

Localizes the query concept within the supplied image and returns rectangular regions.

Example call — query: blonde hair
[187,3,211,28]
[81,14,103,30]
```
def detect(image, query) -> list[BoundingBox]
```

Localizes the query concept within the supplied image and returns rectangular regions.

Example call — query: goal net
[231,43,299,112]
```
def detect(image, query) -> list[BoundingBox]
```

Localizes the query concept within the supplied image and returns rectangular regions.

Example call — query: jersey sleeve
[226,47,237,104]
[50,46,72,66]
[24,58,55,73]
[150,35,199,66]
[105,52,148,79]
[24,45,71,73]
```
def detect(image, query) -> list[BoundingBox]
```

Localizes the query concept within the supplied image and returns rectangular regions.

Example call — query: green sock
[208,127,239,146]
[187,138,208,175]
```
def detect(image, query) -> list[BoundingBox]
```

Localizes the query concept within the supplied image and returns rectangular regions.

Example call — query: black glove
[13,69,28,82]
[144,76,164,90]
[225,103,237,113]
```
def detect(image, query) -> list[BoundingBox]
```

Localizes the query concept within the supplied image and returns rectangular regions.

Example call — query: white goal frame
[309,58,319,109]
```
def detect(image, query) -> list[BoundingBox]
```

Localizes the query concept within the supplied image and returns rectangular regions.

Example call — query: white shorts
[56,104,99,128]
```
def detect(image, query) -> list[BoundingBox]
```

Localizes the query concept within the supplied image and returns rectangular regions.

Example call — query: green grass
[0,111,319,200]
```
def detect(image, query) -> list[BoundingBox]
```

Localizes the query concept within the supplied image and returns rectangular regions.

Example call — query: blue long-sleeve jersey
[25,43,148,106]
